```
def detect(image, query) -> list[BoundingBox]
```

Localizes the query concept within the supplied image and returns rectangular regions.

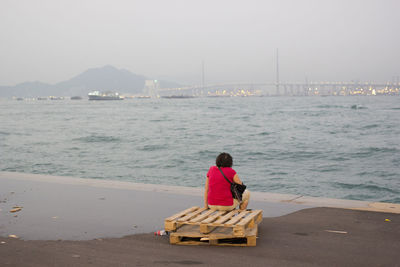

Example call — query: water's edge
[2,171,399,213]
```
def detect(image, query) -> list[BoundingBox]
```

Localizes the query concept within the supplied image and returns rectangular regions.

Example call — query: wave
[361,124,379,129]
[343,193,375,201]
[385,197,400,203]
[333,182,399,194]
[330,156,350,162]
[366,147,398,153]
[74,135,121,143]
[316,166,342,173]
[352,147,399,158]
[246,151,267,156]
[316,104,345,109]
[269,171,288,176]
[351,104,368,110]
[357,171,398,179]
[32,141,53,145]
[33,163,54,167]
[274,150,324,161]
[207,106,223,110]
[198,150,219,157]
[137,144,167,151]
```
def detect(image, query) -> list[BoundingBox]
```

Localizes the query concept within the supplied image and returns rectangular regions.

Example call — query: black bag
[218,167,247,201]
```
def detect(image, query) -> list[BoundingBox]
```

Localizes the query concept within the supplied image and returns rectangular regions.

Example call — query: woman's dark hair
[216,153,233,167]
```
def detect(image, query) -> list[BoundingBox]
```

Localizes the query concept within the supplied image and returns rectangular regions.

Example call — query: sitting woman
[204,152,250,211]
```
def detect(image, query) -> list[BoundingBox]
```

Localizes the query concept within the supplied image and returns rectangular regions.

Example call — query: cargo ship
[88,91,124,100]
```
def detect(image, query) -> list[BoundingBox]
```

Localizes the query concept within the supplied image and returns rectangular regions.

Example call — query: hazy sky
[1,0,399,86]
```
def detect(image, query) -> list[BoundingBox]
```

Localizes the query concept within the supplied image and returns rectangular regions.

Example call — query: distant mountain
[0,65,181,97]
[0,81,53,98]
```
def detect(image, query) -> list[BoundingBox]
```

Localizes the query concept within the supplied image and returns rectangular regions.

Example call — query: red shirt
[207,166,236,206]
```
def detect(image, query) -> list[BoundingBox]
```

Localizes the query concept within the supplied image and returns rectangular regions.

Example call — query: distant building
[144,80,160,98]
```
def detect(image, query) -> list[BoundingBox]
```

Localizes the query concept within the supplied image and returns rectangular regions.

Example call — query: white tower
[144,80,160,98]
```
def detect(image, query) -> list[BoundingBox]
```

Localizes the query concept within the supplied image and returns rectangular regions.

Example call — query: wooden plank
[213,210,239,224]
[169,227,258,246]
[246,236,257,246]
[209,239,218,245]
[169,236,181,244]
[200,224,215,234]
[165,206,200,231]
[236,210,263,228]
[178,207,207,222]
[207,227,233,237]
[232,211,262,236]
[164,221,177,231]
[224,210,249,225]
[233,226,246,237]
[174,224,257,239]
[175,224,199,233]
[165,206,199,222]
[189,209,215,223]
[201,211,227,224]
[254,211,263,224]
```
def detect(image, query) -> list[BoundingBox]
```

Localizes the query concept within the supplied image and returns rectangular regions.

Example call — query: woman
[204,153,250,211]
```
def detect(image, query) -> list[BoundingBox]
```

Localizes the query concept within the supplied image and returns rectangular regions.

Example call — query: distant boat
[88,91,124,100]
[70,96,83,100]
[49,96,64,100]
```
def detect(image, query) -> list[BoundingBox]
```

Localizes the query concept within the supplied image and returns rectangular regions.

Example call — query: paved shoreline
[1,171,399,266]
[1,207,399,267]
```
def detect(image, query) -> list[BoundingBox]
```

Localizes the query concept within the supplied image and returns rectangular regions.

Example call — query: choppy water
[1,96,399,203]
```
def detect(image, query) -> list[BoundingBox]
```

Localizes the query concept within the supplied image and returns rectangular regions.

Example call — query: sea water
[0,96,399,203]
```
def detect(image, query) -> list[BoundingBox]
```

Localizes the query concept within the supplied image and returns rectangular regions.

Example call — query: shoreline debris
[10,206,23,213]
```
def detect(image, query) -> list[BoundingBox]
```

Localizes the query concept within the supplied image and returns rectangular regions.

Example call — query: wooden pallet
[165,206,262,237]
[170,225,258,246]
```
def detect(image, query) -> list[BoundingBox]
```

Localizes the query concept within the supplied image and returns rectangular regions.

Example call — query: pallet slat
[178,207,207,222]
[165,206,200,231]
[201,210,227,224]
[165,206,199,222]
[213,210,239,224]
[189,209,215,223]
[224,210,249,225]
[236,210,263,227]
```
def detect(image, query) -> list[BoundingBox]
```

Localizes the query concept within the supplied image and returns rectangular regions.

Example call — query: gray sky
[1,0,399,86]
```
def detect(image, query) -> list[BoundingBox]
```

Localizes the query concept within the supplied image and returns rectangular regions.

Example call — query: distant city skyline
[1,0,399,86]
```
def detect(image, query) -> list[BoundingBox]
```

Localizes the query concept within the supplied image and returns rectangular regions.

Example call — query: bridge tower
[202,60,205,96]
[275,48,280,95]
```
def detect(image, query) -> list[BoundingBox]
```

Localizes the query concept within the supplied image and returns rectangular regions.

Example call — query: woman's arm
[204,177,209,208]
[233,174,243,185]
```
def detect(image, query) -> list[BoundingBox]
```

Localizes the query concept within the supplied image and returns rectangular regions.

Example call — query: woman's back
[207,166,236,206]
[204,152,250,211]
